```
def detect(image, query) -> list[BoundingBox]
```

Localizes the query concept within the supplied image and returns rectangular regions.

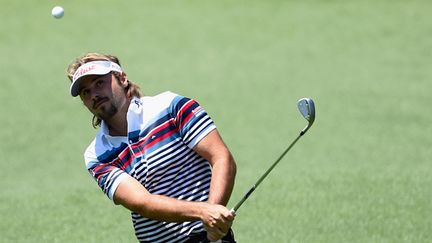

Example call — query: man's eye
[81,89,89,96]
[96,80,104,86]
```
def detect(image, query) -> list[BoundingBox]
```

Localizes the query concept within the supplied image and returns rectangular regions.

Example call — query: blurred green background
[1,0,431,242]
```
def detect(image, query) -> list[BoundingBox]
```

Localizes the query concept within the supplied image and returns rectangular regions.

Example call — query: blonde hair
[67,52,143,128]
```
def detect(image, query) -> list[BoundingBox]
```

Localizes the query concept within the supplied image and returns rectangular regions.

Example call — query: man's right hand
[200,204,235,241]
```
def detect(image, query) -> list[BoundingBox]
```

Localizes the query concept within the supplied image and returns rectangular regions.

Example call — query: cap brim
[70,69,111,97]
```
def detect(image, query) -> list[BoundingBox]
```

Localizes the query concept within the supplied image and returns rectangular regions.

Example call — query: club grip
[231,186,256,212]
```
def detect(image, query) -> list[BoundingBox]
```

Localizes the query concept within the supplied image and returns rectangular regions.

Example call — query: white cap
[70,60,123,97]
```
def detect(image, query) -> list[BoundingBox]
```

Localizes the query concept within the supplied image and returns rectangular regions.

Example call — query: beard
[95,101,118,121]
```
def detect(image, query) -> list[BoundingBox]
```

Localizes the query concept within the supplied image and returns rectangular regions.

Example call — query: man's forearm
[133,194,206,222]
[114,174,207,222]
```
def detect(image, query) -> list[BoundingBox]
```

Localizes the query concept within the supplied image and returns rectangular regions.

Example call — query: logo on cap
[73,64,96,81]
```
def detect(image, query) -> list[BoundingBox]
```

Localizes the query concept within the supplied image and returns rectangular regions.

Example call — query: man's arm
[113,174,234,234]
[192,129,237,206]
[192,129,237,241]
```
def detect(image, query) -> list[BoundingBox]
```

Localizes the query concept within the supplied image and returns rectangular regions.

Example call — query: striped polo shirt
[84,91,216,242]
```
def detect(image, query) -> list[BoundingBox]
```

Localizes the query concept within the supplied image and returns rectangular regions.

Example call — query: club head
[297,98,315,135]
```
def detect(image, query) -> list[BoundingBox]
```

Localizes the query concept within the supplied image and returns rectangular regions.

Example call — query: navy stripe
[164,172,211,199]
[146,139,186,162]
[138,113,174,140]
[178,102,199,126]
[172,97,191,115]
[145,146,198,187]
[103,170,123,194]
[142,122,179,149]
[135,221,180,237]
[128,130,140,143]
[154,162,211,196]
[97,143,128,163]
[184,117,213,145]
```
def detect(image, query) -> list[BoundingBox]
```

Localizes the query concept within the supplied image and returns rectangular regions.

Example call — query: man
[66,52,237,243]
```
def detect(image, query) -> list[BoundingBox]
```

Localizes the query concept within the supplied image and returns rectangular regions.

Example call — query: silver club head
[297,98,315,135]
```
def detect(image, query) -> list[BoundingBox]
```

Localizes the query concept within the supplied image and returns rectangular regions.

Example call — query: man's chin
[95,106,118,121]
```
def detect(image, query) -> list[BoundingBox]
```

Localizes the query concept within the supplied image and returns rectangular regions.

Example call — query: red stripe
[144,128,176,150]
[116,119,177,170]
[177,100,196,130]
[93,163,118,181]
[179,112,194,130]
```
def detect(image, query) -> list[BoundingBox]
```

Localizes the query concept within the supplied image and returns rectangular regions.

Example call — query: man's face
[78,72,128,121]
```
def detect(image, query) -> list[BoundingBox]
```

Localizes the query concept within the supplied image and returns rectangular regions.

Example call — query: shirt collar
[99,96,142,139]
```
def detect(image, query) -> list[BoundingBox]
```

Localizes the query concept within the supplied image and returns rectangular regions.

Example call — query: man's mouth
[93,98,108,109]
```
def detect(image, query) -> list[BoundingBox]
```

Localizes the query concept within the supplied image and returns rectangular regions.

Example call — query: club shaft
[232,132,303,212]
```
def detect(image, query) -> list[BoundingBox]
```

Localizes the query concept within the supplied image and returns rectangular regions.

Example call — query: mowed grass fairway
[1,0,431,242]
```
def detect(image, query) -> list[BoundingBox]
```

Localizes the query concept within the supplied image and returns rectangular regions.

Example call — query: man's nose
[90,89,100,100]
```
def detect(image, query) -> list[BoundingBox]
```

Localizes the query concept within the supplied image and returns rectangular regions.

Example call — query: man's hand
[200,204,235,241]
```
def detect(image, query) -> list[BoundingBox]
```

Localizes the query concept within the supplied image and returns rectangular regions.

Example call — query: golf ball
[51,6,64,19]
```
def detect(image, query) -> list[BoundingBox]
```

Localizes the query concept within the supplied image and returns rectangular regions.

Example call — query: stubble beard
[95,101,118,121]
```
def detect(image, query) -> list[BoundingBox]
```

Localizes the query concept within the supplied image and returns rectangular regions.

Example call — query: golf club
[231,98,315,213]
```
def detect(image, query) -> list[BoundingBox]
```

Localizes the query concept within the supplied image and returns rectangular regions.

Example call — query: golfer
[66,52,237,243]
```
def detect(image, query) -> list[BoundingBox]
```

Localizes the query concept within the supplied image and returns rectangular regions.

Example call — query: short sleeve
[84,143,128,201]
[171,96,216,148]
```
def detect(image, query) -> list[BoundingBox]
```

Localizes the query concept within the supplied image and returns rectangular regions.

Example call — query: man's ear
[119,72,129,87]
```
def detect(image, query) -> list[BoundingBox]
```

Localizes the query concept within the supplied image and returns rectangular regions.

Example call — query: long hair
[67,52,143,128]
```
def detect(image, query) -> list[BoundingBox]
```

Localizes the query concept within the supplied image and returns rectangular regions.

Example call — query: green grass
[1,0,431,242]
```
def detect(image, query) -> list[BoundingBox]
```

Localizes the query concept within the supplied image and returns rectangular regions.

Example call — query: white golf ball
[51,6,64,19]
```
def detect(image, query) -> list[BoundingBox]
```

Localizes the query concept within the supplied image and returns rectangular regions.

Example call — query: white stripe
[182,114,209,142]
[184,117,215,146]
